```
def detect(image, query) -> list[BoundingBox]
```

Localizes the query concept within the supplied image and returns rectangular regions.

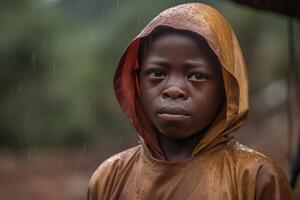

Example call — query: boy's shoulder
[99,145,141,167]
[226,140,269,161]
[224,140,288,180]
[88,145,142,187]
[225,140,276,167]
[222,140,294,199]
[87,145,142,199]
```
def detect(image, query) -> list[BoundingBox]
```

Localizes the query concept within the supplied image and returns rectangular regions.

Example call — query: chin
[159,129,194,139]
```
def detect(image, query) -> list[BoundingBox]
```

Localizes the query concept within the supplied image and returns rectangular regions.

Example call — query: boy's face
[139,31,225,139]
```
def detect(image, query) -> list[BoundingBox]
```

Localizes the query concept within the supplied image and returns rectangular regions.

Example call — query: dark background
[0,0,299,199]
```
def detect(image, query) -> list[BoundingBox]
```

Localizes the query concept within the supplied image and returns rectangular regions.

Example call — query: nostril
[177,93,185,99]
[162,92,169,99]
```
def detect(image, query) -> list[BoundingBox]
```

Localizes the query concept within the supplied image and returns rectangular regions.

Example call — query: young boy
[88,3,294,199]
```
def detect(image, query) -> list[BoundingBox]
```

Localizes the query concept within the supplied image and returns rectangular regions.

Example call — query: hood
[113,3,249,160]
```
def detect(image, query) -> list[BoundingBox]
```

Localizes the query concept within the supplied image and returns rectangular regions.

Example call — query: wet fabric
[87,3,294,200]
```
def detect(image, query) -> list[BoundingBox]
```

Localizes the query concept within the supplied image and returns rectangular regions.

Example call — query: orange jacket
[88,3,294,200]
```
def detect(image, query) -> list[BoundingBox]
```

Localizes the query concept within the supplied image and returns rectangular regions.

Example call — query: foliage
[0,0,296,149]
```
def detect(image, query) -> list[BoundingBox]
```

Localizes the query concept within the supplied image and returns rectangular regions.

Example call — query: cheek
[140,78,163,101]
[140,84,158,116]
[139,79,149,103]
[192,84,224,115]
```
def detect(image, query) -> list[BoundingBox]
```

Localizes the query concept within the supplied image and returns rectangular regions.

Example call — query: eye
[188,72,208,81]
[146,68,166,79]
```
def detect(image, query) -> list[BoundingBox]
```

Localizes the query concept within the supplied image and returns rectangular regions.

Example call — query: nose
[162,86,187,100]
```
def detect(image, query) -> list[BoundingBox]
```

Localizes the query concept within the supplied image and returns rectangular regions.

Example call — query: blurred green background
[1,0,298,149]
[0,0,299,199]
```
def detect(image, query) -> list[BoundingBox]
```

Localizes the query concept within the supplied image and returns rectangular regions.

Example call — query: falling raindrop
[52,60,57,76]
[48,81,52,94]
[31,54,36,70]
[27,148,32,160]
[55,7,60,23]
[92,92,96,102]
[55,135,61,145]
[76,96,79,113]
[81,141,87,153]
[24,112,28,131]
[57,37,62,53]
[18,83,23,94]
[88,31,94,42]
[118,137,123,147]
[58,154,64,166]
[86,105,90,116]
[117,0,120,9]
[138,16,141,27]
[88,56,94,69]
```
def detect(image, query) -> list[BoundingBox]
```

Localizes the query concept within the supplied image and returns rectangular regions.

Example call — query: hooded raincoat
[88,3,294,200]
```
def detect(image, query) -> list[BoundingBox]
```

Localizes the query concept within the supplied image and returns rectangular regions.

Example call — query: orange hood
[114,3,249,159]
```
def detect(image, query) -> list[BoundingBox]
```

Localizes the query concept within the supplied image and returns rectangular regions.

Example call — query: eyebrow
[184,59,207,69]
[146,57,169,66]
[146,58,207,68]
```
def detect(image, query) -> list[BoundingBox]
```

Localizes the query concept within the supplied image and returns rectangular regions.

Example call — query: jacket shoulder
[226,140,285,177]
[89,145,142,183]
[227,140,270,162]
[87,145,142,200]
[226,140,294,199]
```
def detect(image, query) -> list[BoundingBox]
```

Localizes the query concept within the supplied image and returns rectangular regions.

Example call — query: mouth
[157,106,190,121]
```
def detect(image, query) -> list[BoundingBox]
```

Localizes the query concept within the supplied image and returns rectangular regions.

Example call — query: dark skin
[139,30,225,161]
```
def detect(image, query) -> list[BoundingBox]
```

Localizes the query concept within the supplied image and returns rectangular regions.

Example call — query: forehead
[147,32,207,57]
[152,30,207,48]
[139,28,220,68]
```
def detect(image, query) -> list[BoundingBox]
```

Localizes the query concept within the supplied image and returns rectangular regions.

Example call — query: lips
[157,106,190,121]
[158,106,190,116]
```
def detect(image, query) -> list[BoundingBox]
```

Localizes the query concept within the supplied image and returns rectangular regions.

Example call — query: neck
[157,131,205,161]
